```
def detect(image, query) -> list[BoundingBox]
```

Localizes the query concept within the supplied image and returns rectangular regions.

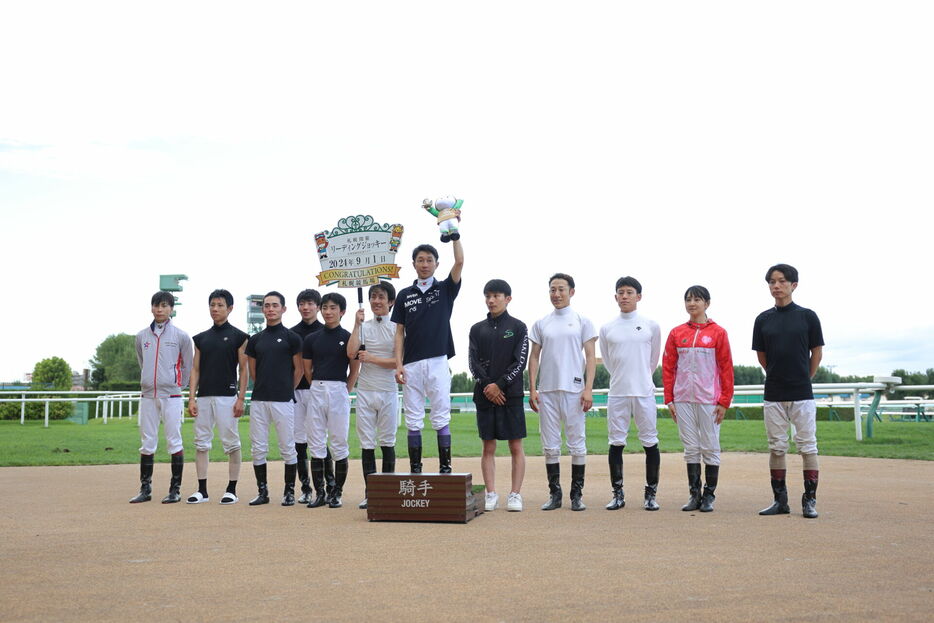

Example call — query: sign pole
[357,287,366,350]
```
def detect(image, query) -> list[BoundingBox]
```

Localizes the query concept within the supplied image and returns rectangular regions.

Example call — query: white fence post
[44,401,50,428]
[853,392,862,441]
[20,393,26,424]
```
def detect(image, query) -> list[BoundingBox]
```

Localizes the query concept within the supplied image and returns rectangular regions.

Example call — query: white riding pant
[139,396,183,455]
[673,402,720,465]
[607,395,659,447]
[307,380,351,461]
[193,395,241,454]
[538,390,587,459]
[249,401,297,465]
[764,400,818,455]
[402,356,451,431]
[356,388,399,449]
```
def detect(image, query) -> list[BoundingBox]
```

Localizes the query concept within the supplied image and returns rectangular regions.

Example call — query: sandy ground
[1,453,933,622]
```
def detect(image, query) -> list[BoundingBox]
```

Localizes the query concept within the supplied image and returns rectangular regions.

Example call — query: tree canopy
[31,357,72,390]
[90,334,140,390]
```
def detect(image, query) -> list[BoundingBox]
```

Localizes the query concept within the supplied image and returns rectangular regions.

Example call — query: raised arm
[450,238,464,284]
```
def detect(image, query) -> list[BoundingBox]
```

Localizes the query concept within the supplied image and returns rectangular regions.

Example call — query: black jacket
[468,311,529,407]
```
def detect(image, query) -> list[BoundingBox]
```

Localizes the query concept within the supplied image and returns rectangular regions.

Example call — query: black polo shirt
[246,323,303,402]
[390,274,461,364]
[192,322,249,397]
[303,325,352,382]
[468,311,529,408]
[291,320,323,390]
[752,302,824,401]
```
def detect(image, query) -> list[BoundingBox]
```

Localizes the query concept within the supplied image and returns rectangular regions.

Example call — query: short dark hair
[296,289,322,306]
[321,292,347,312]
[684,285,710,302]
[549,273,575,289]
[264,291,286,306]
[412,244,439,262]
[151,291,175,307]
[369,281,396,302]
[615,276,642,294]
[483,279,512,296]
[766,263,799,283]
[208,289,234,307]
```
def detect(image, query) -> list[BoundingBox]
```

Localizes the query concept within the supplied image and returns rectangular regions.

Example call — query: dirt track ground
[2,453,933,622]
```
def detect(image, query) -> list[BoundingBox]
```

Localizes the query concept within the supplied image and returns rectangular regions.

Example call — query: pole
[357,287,366,350]
[853,390,862,441]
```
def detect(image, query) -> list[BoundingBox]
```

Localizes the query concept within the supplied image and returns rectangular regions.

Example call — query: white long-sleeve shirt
[599,311,660,397]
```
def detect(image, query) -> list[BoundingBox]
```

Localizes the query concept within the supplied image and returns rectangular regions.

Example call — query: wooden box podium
[366,473,484,523]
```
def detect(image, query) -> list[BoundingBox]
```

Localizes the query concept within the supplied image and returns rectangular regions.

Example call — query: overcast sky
[1,1,931,383]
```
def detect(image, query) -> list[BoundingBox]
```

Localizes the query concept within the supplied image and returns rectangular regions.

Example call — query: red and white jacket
[662,319,733,408]
[135,320,193,398]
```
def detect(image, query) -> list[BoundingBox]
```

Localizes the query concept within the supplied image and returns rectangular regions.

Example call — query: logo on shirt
[636,326,642,331]
[503,330,514,338]
[143,341,151,349]
[277,338,282,343]
[339,341,345,346]
[223,337,228,341]
[701,335,713,345]
[681,338,688,344]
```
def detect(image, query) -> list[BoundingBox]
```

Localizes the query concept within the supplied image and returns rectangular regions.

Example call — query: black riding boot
[324,447,336,501]
[570,464,586,511]
[329,458,349,508]
[541,463,562,511]
[682,463,702,511]
[129,454,154,503]
[282,462,296,506]
[644,445,660,511]
[408,445,423,474]
[307,458,328,508]
[802,474,819,519]
[439,445,452,474]
[759,477,790,515]
[161,453,183,504]
[360,449,377,509]
[605,452,625,510]
[700,464,718,512]
[296,443,312,504]
[249,463,270,506]
[381,446,396,473]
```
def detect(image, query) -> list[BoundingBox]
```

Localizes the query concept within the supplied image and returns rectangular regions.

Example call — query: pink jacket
[663,319,733,408]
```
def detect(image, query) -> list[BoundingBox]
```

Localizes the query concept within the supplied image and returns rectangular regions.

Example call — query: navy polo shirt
[303,325,352,382]
[752,302,824,401]
[291,320,323,390]
[390,274,461,365]
[192,322,249,397]
[245,323,303,402]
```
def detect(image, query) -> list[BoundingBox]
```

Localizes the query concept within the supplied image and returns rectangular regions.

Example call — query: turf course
[2,410,931,466]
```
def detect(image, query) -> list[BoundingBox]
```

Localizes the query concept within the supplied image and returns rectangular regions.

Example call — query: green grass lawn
[1,411,931,466]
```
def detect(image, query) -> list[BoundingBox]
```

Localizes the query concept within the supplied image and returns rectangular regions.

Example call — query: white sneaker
[507,492,523,512]
[484,491,499,511]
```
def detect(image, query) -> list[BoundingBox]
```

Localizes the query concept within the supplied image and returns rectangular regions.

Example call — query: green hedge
[658,406,855,422]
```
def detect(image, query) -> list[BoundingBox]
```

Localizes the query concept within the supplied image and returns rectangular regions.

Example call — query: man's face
[262,296,285,324]
[298,299,319,322]
[767,270,797,303]
[413,251,438,280]
[485,291,511,317]
[152,301,173,324]
[369,290,393,317]
[615,286,641,313]
[321,301,345,327]
[209,297,231,325]
[549,279,574,310]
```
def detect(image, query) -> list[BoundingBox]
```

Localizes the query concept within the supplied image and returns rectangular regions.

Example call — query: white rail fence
[2,379,931,440]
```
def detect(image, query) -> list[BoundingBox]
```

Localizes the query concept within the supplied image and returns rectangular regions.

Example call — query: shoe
[570,464,586,511]
[606,459,625,510]
[802,477,818,519]
[643,485,660,511]
[507,492,523,512]
[282,490,295,506]
[186,491,209,504]
[220,492,239,505]
[440,234,451,243]
[485,492,499,511]
[682,463,702,512]
[298,491,312,505]
[439,445,452,474]
[129,455,154,503]
[359,498,368,510]
[449,232,460,241]
[759,478,790,515]
[249,485,269,506]
[328,493,343,508]
[541,463,562,511]
[161,454,184,504]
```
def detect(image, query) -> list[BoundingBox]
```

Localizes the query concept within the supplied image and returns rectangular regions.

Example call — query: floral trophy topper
[315,215,404,288]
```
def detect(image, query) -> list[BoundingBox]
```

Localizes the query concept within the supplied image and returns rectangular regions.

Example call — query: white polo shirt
[529,306,597,393]
[356,315,398,392]
[599,311,661,397]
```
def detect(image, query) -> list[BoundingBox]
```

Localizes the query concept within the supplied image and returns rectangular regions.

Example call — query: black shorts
[476,401,527,441]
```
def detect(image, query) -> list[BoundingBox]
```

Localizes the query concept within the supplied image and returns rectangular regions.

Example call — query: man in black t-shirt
[290,288,336,504]
[752,264,824,519]
[302,292,360,508]
[391,238,464,474]
[187,289,249,505]
[245,291,304,507]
